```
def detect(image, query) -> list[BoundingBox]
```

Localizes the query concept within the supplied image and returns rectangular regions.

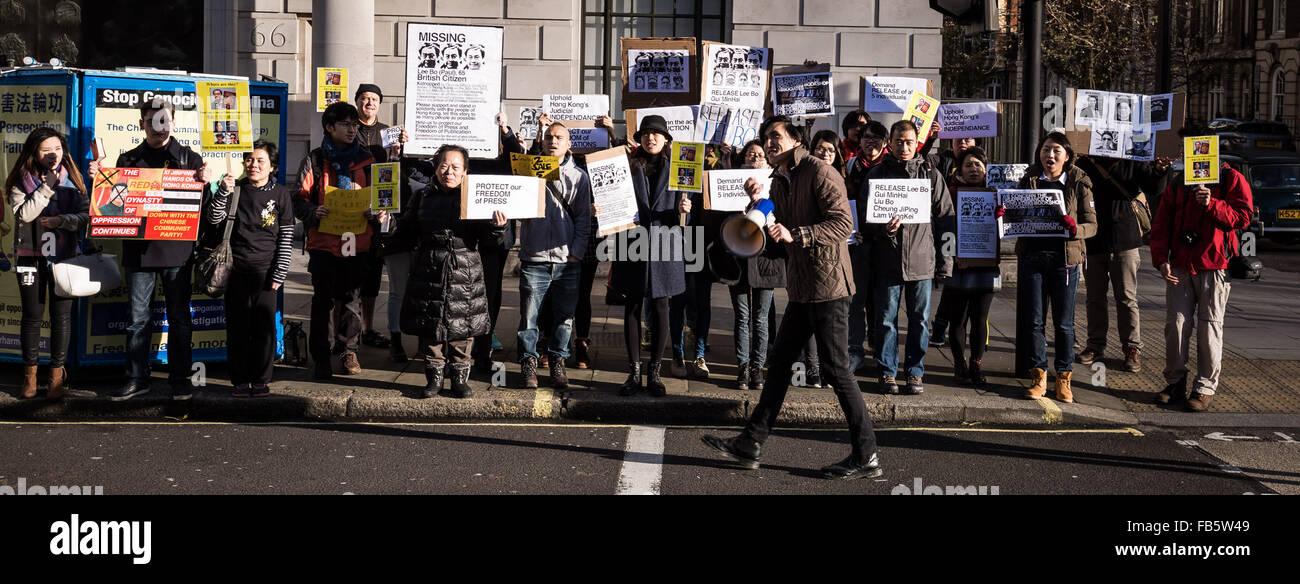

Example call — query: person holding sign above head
[701,115,883,480]
[204,140,294,398]
[100,97,211,402]
[604,115,691,398]
[392,145,507,399]
[5,128,89,400]
[292,101,387,380]
[865,120,956,396]
[1014,132,1097,403]
[515,121,592,390]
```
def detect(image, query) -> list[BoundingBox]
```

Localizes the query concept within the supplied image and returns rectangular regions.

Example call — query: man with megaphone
[701,116,882,480]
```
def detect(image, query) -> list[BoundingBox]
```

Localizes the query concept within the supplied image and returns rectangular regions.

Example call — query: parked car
[1228,149,1300,244]
[1218,121,1297,152]
[1165,151,1265,241]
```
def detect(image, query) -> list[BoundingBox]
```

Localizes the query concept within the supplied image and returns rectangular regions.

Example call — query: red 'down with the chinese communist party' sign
[89,167,205,240]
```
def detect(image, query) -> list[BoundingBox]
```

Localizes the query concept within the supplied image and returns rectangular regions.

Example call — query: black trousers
[225,269,278,386]
[307,250,364,361]
[472,245,507,360]
[744,297,877,463]
[15,256,73,367]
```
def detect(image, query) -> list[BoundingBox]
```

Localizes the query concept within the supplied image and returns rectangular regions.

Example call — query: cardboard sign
[903,91,940,139]
[860,76,932,114]
[956,188,999,260]
[318,186,370,235]
[700,42,771,112]
[542,94,610,120]
[585,147,640,236]
[460,175,544,219]
[196,80,253,152]
[89,167,204,240]
[1068,90,1186,160]
[1090,123,1156,162]
[865,179,932,224]
[1184,135,1220,185]
[517,106,543,141]
[997,189,1068,239]
[510,152,561,181]
[403,24,504,157]
[670,141,705,193]
[703,168,772,212]
[370,162,400,213]
[985,164,1028,190]
[937,102,999,139]
[625,106,698,143]
[772,63,833,118]
[621,37,700,109]
[317,67,348,112]
[563,119,611,154]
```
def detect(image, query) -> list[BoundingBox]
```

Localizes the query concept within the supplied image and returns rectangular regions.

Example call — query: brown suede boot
[1024,367,1047,399]
[1185,392,1213,412]
[1055,371,1074,403]
[48,366,67,399]
[20,365,38,399]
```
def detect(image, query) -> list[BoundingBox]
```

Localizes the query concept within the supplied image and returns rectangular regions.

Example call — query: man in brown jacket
[702,116,881,480]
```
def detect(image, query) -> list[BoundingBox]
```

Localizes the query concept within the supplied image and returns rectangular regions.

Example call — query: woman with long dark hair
[809,129,846,177]
[4,128,89,399]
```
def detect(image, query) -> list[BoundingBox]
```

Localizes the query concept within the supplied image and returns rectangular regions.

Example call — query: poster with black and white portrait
[517,106,542,141]
[1122,126,1156,161]
[701,42,770,112]
[404,23,503,157]
[585,147,639,236]
[1090,125,1122,157]
[628,49,690,94]
[1074,89,1107,126]
[1109,92,1140,127]
[1143,93,1173,131]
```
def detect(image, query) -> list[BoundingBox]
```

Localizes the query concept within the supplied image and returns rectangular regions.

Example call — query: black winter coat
[395,183,504,342]
[1075,156,1169,254]
[115,138,206,268]
[609,152,687,299]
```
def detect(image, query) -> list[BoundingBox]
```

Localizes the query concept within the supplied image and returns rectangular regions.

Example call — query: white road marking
[616,425,665,496]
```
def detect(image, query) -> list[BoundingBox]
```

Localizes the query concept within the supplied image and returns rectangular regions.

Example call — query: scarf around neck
[21,164,76,196]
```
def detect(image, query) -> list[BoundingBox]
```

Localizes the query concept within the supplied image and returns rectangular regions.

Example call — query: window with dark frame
[581,0,728,133]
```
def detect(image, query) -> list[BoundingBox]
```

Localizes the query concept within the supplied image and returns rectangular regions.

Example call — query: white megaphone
[720,198,776,258]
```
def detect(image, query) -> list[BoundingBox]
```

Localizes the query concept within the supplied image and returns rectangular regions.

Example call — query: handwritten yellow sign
[510,153,561,181]
[318,185,370,235]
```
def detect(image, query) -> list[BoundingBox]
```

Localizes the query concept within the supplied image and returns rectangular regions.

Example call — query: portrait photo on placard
[1076,90,1106,124]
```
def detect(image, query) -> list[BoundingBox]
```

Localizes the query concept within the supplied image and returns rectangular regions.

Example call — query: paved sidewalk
[2,248,1298,428]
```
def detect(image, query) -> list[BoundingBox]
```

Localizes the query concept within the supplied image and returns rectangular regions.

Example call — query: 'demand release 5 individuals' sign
[460,175,544,220]
[703,168,772,212]
[865,178,931,224]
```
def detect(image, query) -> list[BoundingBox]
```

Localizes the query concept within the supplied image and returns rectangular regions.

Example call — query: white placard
[462,175,543,220]
[937,102,998,138]
[542,94,610,121]
[997,189,1069,239]
[956,190,998,259]
[634,106,698,142]
[1074,89,1107,126]
[1143,93,1173,131]
[695,102,763,148]
[705,168,772,212]
[985,164,1028,190]
[404,24,503,157]
[1108,92,1142,127]
[702,43,769,112]
[586,148,640,236]
[628,49,689,93]
[517,106,542,141]
[861,76,930,114]
[865,178,932,224]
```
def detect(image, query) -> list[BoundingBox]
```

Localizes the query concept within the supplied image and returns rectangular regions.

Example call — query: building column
[204,0,238,75]
[311,0,375,143]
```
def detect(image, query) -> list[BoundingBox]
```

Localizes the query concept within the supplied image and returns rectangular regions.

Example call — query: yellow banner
[319,185,370,235]
[370,162,400,212]
[509,153,561,181]
[1183,135,1219,185]
[669,141,704,193]
[196,80,253,152]
[903,91,940,139]
[317,67,348,112]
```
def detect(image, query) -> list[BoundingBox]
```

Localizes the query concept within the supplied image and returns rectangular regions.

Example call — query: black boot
[449,364,473,399]
[390,332,407,363]
[422,365,444,398]
[618,362,642,396]
[647,360,667,397]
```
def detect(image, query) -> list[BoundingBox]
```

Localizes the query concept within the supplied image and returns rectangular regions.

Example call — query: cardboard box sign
[1065,90,1186,161]
[621,37,700,109]
[625,106,699,143]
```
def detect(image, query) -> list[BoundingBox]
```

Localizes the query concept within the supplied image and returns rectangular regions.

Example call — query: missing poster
[701,42,770,112]
[542,94,610,121]
[370,162,400,213]
[585,147,640,236]
[865,178,932,224]
[956,189,999,259]
[628,49,690,93]
[772,63,833,118]
[460,175,545,219]
[985,164,1028,190]
[404,24,504,158]
[1184,135,1220,185]
[89,168,205,240]
[625,106,698,143]
[670,141,705,193]
[316,67,348,112]
[196,80,253,152]
[937,102,999,139]
[517,106,543,141]
[704,168,772,212]
[860,76,931,114]
[997,189,1068,239]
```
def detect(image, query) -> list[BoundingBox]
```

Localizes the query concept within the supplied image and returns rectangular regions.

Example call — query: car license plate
[1279,208,1300,220]
[1258,140,1282,148]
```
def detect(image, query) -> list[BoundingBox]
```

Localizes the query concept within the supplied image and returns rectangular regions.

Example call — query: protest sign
[1143,93,1173,131]
[937,102,999,139]
[621,37,699,109]
[903,91,940,138]
[703,168,771,212]
[318,186,371,236]
[985,164,1028,190]
[1184,135,1219,185]
[695,102,763,148]
[997,189,1068,239]
[956,189,999,260]
[670,141,705,193]
[370,162,400,213]
[196,80,252,152]
[542,94,610,120]
[865,178,932,224]
[316,67,348,112]
[700,42,771,112]
[860,76,932,114]
[563,120,611,154]
[1069,89,1185,160]
[584,147,640,236]
[404,24,503,158]
[772,63,833,118]
[1074,89,1107,125]
[89,168,205,240]
[517,106,542,141]
[510,153,561,181]
[625,106,698,143]
[461,175,544,220]
[380,125,404,149]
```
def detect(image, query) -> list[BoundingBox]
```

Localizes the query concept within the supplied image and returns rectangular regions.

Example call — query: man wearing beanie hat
[355,83,409,160]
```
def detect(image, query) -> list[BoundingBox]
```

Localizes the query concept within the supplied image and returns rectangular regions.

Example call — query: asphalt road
[1257,237,1300,273]
[0,422,1292,495]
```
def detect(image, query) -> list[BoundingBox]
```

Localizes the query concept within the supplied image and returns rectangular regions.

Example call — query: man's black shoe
[700,434,761,470]
[170,380,194,401]
[108,381,150,402]
[821,452,883,480]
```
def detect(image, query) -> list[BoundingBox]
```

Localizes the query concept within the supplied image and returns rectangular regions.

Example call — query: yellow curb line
[1036,397,1064,424]
[532,388,554,418]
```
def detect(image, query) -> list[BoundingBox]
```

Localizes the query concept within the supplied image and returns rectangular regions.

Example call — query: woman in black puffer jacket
[395,144,506,399]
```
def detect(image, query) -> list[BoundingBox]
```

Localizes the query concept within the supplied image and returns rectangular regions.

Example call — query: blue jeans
[670,273,712,359]
[1019,252,1080,373]
[517,261,579,361]
[873,277,933,379]
[728,286,774,368]
[124,266,193,385]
